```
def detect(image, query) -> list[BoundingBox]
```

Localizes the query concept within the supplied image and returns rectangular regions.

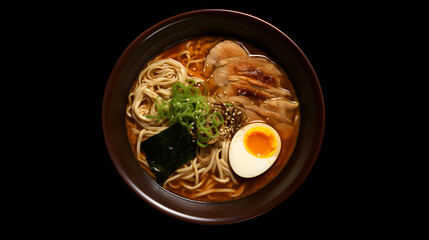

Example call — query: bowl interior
[103,9,324,224]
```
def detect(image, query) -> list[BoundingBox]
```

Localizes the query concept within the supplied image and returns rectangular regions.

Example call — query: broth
[125,36,300,202]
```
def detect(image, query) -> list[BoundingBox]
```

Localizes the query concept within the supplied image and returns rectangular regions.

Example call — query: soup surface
[125,36,300,202]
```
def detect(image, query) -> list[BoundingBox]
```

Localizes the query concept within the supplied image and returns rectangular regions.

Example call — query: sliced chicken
[203,40,248,77]
[210,56,283,88]
[204,40,299,140]
[214,81,276,102]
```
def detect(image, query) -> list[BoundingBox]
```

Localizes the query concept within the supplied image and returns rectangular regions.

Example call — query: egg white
[229,122,281,178]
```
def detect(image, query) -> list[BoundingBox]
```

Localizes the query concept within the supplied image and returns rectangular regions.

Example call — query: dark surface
[16,1,408,236]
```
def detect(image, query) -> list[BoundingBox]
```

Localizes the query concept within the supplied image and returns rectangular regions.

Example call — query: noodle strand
[126,38,245,201]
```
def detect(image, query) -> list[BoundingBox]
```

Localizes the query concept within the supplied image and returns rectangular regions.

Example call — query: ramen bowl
[102,9,324,224]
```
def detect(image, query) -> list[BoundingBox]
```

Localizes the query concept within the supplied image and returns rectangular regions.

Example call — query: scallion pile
[147,79,224,147]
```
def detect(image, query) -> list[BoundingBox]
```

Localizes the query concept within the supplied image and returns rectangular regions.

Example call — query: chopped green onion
[211,112,224,126]
[148,79,224,147]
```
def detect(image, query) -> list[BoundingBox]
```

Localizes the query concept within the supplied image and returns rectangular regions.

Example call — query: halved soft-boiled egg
[229,122,281,178]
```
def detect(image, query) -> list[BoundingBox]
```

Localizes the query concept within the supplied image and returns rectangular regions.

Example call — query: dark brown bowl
[102,9,324,224]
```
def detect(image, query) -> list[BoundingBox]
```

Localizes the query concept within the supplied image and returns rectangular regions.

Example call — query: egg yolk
[243,126,277,158]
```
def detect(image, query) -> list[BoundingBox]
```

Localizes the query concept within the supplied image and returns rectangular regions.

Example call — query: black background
[13,1,417,236]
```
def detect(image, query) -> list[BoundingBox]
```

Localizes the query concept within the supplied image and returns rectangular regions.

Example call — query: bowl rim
[102,9,325,224]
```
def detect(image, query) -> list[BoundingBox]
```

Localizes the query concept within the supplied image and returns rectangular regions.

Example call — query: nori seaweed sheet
[140,123,196,185]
